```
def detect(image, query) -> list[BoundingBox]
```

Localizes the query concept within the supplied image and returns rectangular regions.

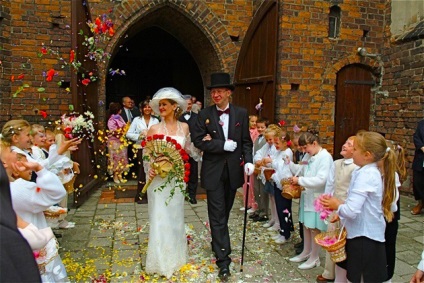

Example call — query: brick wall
[1,0,72,125]
[277,0,388,148]
[380,39,424,189]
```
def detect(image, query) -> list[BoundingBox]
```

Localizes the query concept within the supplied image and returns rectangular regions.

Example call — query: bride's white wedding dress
[145,124,188,279]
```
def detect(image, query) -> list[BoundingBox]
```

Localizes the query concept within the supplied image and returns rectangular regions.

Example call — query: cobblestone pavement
[58,184,423,282]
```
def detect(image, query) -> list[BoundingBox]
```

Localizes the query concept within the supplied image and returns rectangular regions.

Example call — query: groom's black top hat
[207,72,235,91]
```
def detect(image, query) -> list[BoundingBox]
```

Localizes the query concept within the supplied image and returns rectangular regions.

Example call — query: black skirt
[337,237,387,283]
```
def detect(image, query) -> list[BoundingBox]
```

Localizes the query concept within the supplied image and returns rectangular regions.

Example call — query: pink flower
[314,194,333,220]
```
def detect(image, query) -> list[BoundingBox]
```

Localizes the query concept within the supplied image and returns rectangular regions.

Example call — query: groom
[193,72,254,281]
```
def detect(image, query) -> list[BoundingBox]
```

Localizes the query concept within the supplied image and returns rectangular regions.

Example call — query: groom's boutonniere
[235,122,240,127]
[219,120,224,127]
[205,119,210,125]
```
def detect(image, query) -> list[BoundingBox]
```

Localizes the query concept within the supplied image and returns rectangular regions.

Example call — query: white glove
[224,140,237,152]
[244,163,255,176]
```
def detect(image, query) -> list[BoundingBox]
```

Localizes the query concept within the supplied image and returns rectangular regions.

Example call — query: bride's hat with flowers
[148,87,188,115]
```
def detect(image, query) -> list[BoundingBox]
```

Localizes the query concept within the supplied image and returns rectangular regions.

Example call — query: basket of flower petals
[315,228,347,262]
[43,206,67,228]
[281,178,304,199]
[263,168,275,181]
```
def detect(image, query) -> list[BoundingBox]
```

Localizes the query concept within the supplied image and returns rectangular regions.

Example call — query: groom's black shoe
[189,198,197,204]
[218,266,230,281]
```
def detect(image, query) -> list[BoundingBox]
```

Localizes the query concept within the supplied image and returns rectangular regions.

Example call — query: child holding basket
[321,131,398,282]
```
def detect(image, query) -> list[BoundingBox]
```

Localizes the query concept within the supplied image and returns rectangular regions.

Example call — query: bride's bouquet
[141,134,190,204]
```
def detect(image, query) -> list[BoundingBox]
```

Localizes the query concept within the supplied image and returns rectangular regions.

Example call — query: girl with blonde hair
[321,131,398,282]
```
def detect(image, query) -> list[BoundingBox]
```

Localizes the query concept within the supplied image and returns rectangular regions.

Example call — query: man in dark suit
[411,119,424,215]
[0,160,41,282]
[120,96,141,123]
[192,73,254,281]
[120,96,141,178]
[179,95,199,204]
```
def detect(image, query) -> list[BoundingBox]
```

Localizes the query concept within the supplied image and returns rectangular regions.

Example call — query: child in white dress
[0,137,68,282]
[270,128,294,244]
[253,125,278,225]
[288,130,333,270]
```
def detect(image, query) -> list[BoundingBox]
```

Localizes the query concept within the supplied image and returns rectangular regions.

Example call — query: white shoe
[247,208,256,214]
[289,253,310,263]
[262,221,274,228]
[274,235,286,244]
[240,207,246,211]
[267,225,279,232]
[271,233,281,240]
[298,258,320,269]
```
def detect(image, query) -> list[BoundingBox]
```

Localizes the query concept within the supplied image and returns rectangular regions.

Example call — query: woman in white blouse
[126,98,160,203]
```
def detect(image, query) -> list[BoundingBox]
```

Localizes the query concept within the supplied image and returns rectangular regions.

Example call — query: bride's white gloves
[224,140,237,152]
[244,163,255,176]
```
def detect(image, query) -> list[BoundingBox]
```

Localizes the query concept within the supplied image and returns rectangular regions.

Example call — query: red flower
[147,136,152,141]
[166,136,172,142]
[153,134,159,140]
[81,78,91,86]
[41,47,47,54]
[95,17,101,27]
[175,143,182,150]
[185,170,190,176]
[108,27,115,36]
[10,75,14,82]
[287,140,292,147]
[278,120,286,127]
[141,140,146,147]
[40,110,47,119]
[184,163,191,170]
[18,74,25,80]
[36,187,41,193]
[69,50,75,63]
[46,69,55,82]
[182,154,189,162]
[157,134,164,139]
[183,176,189,183]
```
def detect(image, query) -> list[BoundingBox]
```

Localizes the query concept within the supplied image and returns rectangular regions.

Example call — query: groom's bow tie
[218,108,230,116]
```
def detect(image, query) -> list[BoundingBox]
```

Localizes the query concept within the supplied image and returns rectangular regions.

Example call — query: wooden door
[334,64,373,159]
[233,0,278,120]
[71,0,101,207]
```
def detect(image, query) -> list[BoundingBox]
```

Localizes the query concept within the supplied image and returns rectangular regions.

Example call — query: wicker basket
[253,165,261,175]
[263,168,275,181]
[281,178,304,199]
[315,228,347,263]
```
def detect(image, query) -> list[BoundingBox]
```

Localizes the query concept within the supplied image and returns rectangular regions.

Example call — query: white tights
[298,226,321,265]
[269,195,279,227]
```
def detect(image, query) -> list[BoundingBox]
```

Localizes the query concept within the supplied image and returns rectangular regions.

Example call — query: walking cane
[240,173,250,272]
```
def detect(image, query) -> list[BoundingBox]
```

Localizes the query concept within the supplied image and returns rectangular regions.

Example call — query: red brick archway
[96,1,238,124]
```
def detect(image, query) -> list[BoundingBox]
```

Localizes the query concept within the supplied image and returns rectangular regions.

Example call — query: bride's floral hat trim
[141,134,190,204]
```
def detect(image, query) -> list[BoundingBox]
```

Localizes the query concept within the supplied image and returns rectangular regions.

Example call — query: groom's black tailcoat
[192,103,253,268]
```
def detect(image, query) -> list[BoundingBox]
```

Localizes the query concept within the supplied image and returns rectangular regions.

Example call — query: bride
[144,87,191,278]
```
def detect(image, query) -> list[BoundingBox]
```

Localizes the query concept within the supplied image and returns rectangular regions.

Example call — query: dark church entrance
[106,26,204,108]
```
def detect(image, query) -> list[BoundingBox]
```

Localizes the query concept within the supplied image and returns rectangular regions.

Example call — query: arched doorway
[334,64,373,159]
[106,26,203,107]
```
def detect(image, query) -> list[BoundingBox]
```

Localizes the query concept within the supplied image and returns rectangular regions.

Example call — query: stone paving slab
[59,190,423,282]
